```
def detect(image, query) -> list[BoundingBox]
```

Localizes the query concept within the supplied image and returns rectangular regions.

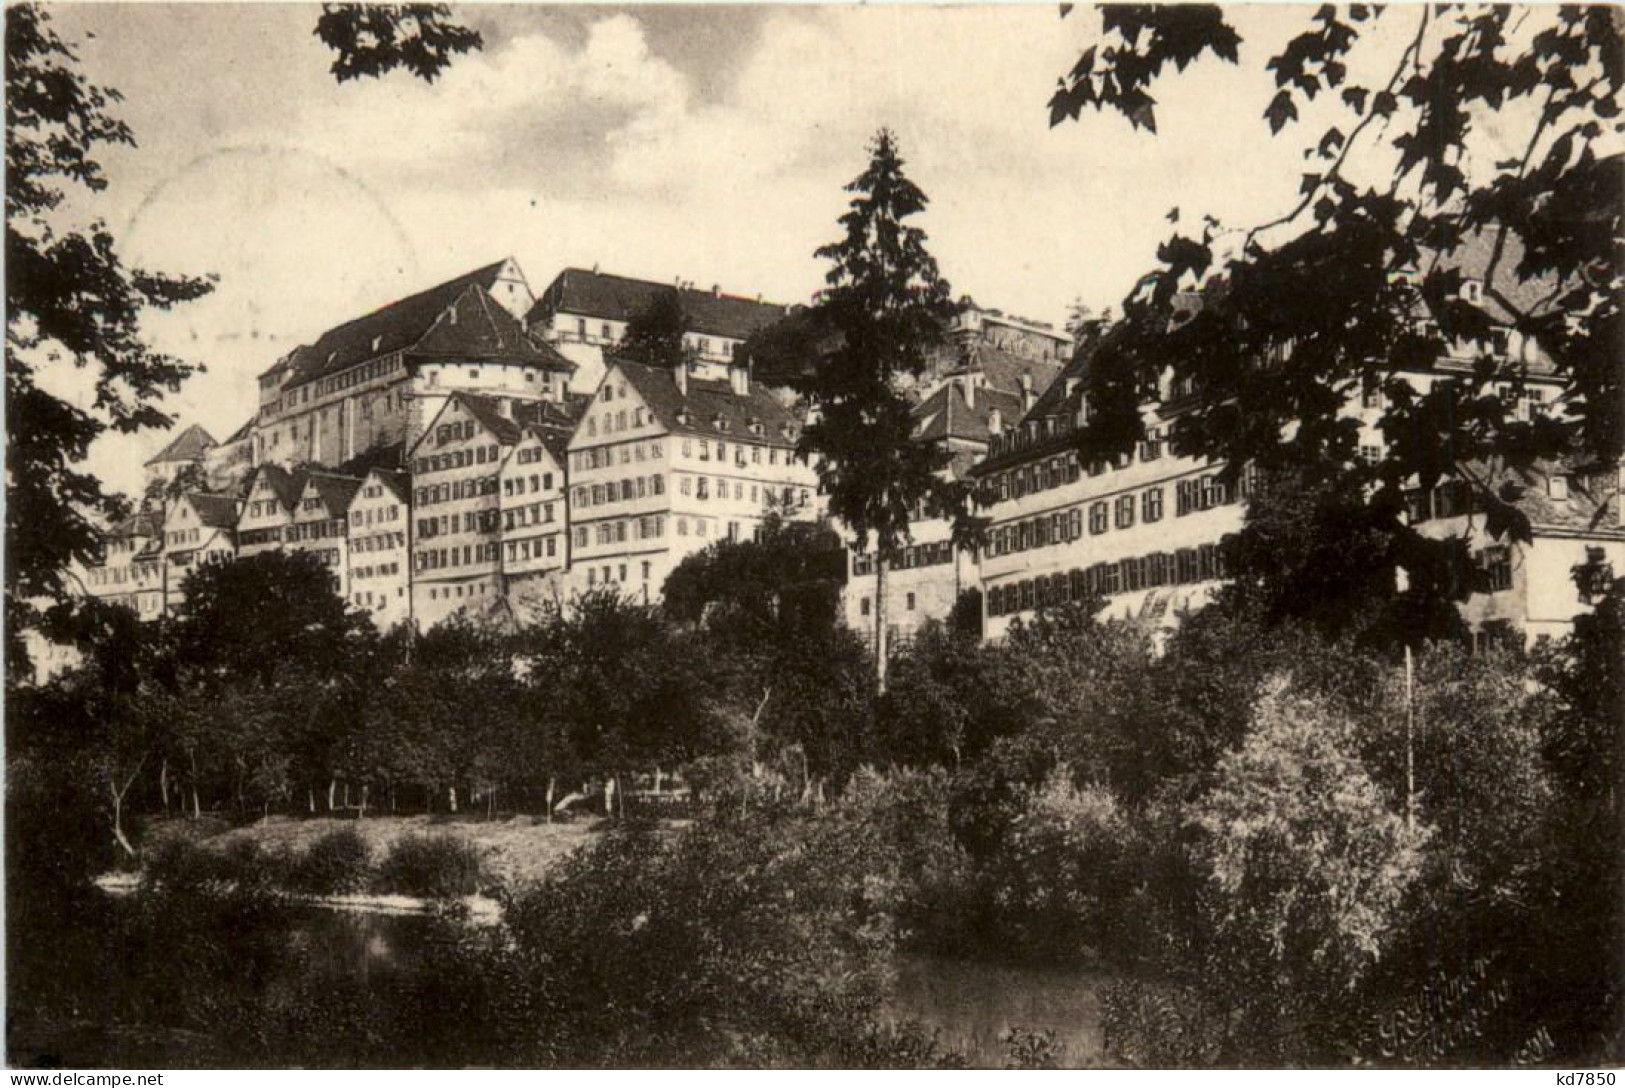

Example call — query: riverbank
[137,812,603,888]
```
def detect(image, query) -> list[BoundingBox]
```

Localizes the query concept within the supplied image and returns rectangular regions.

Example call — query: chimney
[712,284,722,298]
[962,374,975,410]
[987,407,1002,436]
[674,360,688,397]
[729,360,749,397]
[592,262,600,274]
[1020,372,1034,411]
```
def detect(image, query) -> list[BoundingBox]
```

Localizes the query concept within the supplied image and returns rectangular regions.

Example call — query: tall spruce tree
[798,129,959,688]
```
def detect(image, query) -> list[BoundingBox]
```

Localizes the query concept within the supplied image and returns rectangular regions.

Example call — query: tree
[798,129,961,687]
[5,4,212,677]
[1185,678,1430,1063]
[173,550,373,688]
[615,289,693,371]
[314,3,482,84]
[1052,5,1622,644]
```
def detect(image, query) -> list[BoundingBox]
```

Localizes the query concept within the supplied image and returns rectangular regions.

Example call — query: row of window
[415,542,502,572]
[416,440,502,476]
[985,474,1239,559]
[574,475,666,508]
[987,542,1233,616]
[416,477,500,507]
[583,559,657,587]
[580,515,668,547]
[572,439,664,472]
[852,539,956,577]
[287,518,345,543]
[353,531,406,555]
[505,536,560,563]
[416,510,501,539]
[352,562,401,580]
[678,437,793,467]
[350,504,402,527]
[504,503,556,531]
[502,473,554,497]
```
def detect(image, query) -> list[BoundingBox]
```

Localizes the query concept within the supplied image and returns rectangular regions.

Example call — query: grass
[138,813,601,892]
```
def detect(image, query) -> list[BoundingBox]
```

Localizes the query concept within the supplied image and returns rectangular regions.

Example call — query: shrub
[976,766,1141,961]
[290,826,372,895]
[373,835,485,899]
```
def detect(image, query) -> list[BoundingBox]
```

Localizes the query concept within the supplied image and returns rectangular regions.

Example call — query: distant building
[408,394,515,628]
[253,258,574,470]
[844,375,1027,642]
[144,424,217,488]
[237,464,306,558]
[565,355,817,601]
[498,420,571,593]
[287,472,364,599]
[83,509,166,621]
[1413,461,1625,648]
[161,492,240,612]
[527,268,794,395]
[972,233,1616,647]
[204,417,256,494]
[842,300,1066,643]
[345,468,412,628]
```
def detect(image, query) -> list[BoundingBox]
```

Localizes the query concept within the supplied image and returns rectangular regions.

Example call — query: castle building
[526,268,794,395]
[253,258,574,471]
[565,355,817,601]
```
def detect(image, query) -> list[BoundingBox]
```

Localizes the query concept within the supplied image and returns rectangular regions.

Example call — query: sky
[42,2,1424,500]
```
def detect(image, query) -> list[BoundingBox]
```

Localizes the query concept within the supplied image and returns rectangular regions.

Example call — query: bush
[290,826,372,895]
[373,835,485,899]
[986,767,1135,960]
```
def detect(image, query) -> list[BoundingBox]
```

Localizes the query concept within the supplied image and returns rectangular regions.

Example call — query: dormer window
[1548,474,1569,501]
[1462,279,1484,306]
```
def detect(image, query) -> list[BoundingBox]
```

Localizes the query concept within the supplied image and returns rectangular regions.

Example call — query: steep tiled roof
[222,417,254,444]
[411,286,575,371]
[530,268,793,341]
[912,381,1024,445]
[1418,228,1565,328]
[456,393,524,446]
[418,393,572,455]
[145,423,217,466]
[110,509,165,539]
[1469,459,1623,536]
[248,463,307,511]
[282,260,522,391]
[969,343,1065,404]
[612,359,803,445]
[302,472,365,518]
[185,493,241,530]
[368,468,411,505]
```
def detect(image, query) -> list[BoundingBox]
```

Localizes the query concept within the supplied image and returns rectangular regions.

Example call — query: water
[12,894,1109,1068]
[885,952,1111,1067]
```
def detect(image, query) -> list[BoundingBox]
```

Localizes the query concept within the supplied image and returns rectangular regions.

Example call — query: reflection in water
[15,895,1108,1068]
